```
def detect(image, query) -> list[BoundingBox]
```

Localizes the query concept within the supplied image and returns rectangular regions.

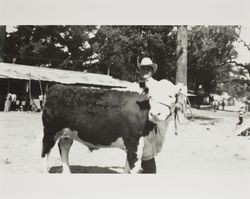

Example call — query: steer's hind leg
[124,136,144,174]
[41,129,56,173]
[58,137,73,174]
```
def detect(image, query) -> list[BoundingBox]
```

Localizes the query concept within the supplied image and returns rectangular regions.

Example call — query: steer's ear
[136,100,150,110]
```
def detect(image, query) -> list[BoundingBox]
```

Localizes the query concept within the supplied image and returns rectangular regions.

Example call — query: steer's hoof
[130,167,142,174]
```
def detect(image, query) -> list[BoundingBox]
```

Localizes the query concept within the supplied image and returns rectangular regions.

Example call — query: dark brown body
[41,84,155,170]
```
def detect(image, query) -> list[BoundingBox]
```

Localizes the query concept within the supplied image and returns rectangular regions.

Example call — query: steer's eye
[169,95,173,98]
[157,113,161,116]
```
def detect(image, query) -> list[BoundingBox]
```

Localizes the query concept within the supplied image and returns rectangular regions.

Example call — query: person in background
[237,104,246,126]
[11,94,17,111]
[16,99,20,111]
[4,93,12,112]
[213,100,218,111]
[39,94,44,110]
[221,99,225,111]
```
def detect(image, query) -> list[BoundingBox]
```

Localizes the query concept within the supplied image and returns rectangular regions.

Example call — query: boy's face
[140,65,154,80]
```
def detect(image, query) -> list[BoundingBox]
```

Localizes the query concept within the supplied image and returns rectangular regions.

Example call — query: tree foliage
[0,26,6,62]
[4,25,97,70]
[89,26,175,81]
[222,79,250,98]
[3,25,249,96]
[187,26,240,94]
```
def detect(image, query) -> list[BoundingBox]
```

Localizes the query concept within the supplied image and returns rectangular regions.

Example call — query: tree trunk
[176,25,188,94]
[0,26,6,62]
[175,26,188,124]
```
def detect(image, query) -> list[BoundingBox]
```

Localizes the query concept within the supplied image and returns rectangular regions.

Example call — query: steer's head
[148,100,174,123]
[147,79,183,124]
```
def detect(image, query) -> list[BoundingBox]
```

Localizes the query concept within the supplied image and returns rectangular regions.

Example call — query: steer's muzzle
[149,102,172,123]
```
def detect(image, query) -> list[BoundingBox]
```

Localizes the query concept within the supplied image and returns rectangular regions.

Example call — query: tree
[176,26,188,93]
[187,26,239,95]
[3,25,247,94]
[0,26,6,62]
[4,26,97,70]
[222,79,250,98]
[89,25,175,81]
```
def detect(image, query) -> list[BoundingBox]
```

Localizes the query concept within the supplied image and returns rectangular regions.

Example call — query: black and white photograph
[1,24,250,174]
[0,0,250,199]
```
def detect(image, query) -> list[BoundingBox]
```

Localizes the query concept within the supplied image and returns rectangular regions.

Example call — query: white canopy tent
[0,62,132,88]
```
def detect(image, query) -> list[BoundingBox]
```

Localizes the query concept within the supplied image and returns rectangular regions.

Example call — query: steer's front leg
[124,136,144,174]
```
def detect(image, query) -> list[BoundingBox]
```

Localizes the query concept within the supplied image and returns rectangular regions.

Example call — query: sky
[233,26,250,64]
[5,25,250,64]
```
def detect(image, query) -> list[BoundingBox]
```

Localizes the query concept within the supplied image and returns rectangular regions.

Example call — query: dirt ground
[0,108,250,174]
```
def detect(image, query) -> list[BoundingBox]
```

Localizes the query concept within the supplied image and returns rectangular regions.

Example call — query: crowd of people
[3,93,44,112]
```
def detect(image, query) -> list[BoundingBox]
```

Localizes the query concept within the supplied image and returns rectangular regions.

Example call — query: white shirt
[142,116,173,161]
[144,77,159,98]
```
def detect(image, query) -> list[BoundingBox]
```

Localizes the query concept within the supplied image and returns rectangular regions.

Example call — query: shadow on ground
[187,115,223,121]
[49,165,122,173]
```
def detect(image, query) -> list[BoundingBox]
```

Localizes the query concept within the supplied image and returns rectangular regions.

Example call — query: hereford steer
[41,82,177,174]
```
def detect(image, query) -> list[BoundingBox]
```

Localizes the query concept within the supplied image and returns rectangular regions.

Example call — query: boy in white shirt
[237,105,246,126]
[138,57,159,173]
[138,57,158,96]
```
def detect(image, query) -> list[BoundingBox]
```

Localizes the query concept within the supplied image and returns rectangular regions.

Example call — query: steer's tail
[41,128,56,158]
[41,106,57,158]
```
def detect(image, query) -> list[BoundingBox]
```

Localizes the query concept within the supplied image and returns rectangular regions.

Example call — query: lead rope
[174,92,194,135]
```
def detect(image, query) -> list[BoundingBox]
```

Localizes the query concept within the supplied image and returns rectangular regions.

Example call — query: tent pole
[39,79,43,96]
[29,77,33,111]
[7,79,10,94]
[42,83,49,108]
[45,83,48,92]
[38,68,43,96]
[29,78,31,99]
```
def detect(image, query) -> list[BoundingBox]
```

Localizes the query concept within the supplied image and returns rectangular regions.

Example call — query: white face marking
[149,101,171,123]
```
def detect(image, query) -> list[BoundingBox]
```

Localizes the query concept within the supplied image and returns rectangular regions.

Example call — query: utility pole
[0,26,6,62]
[176,25,188,94]
[175,26,188,125]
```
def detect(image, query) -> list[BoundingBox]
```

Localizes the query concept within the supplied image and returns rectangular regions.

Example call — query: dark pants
[237,117,243,125]
[141,158,156,173]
